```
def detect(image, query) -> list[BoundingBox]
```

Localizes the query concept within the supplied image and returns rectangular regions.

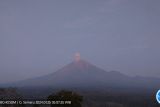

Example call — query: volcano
[7,54,160,90]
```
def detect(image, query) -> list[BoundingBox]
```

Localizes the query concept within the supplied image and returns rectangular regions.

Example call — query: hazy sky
[0,0,160,83]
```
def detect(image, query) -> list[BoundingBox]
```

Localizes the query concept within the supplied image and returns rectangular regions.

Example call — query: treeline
[0,88,160,107]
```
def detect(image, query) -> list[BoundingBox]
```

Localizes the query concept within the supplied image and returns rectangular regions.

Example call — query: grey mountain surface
[6,59,160,90]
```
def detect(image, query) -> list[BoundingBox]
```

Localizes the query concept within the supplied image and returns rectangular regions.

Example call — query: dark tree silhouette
[0,88,24,107]
[47,90,83,107]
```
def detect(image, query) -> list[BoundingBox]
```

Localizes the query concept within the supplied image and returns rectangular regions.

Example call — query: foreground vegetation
[0,87,160,107]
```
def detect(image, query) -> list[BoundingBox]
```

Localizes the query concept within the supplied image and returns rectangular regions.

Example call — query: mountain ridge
[3,59,160,90]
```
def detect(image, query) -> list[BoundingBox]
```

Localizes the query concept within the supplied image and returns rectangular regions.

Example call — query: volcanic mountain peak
[71,53,91,70]
[5,54,160,89]
[74,52,81,62]
[58,59,93,74]
[73,59,90,69]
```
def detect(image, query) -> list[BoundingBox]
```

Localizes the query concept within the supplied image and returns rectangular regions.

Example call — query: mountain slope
[7,59,160,90]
